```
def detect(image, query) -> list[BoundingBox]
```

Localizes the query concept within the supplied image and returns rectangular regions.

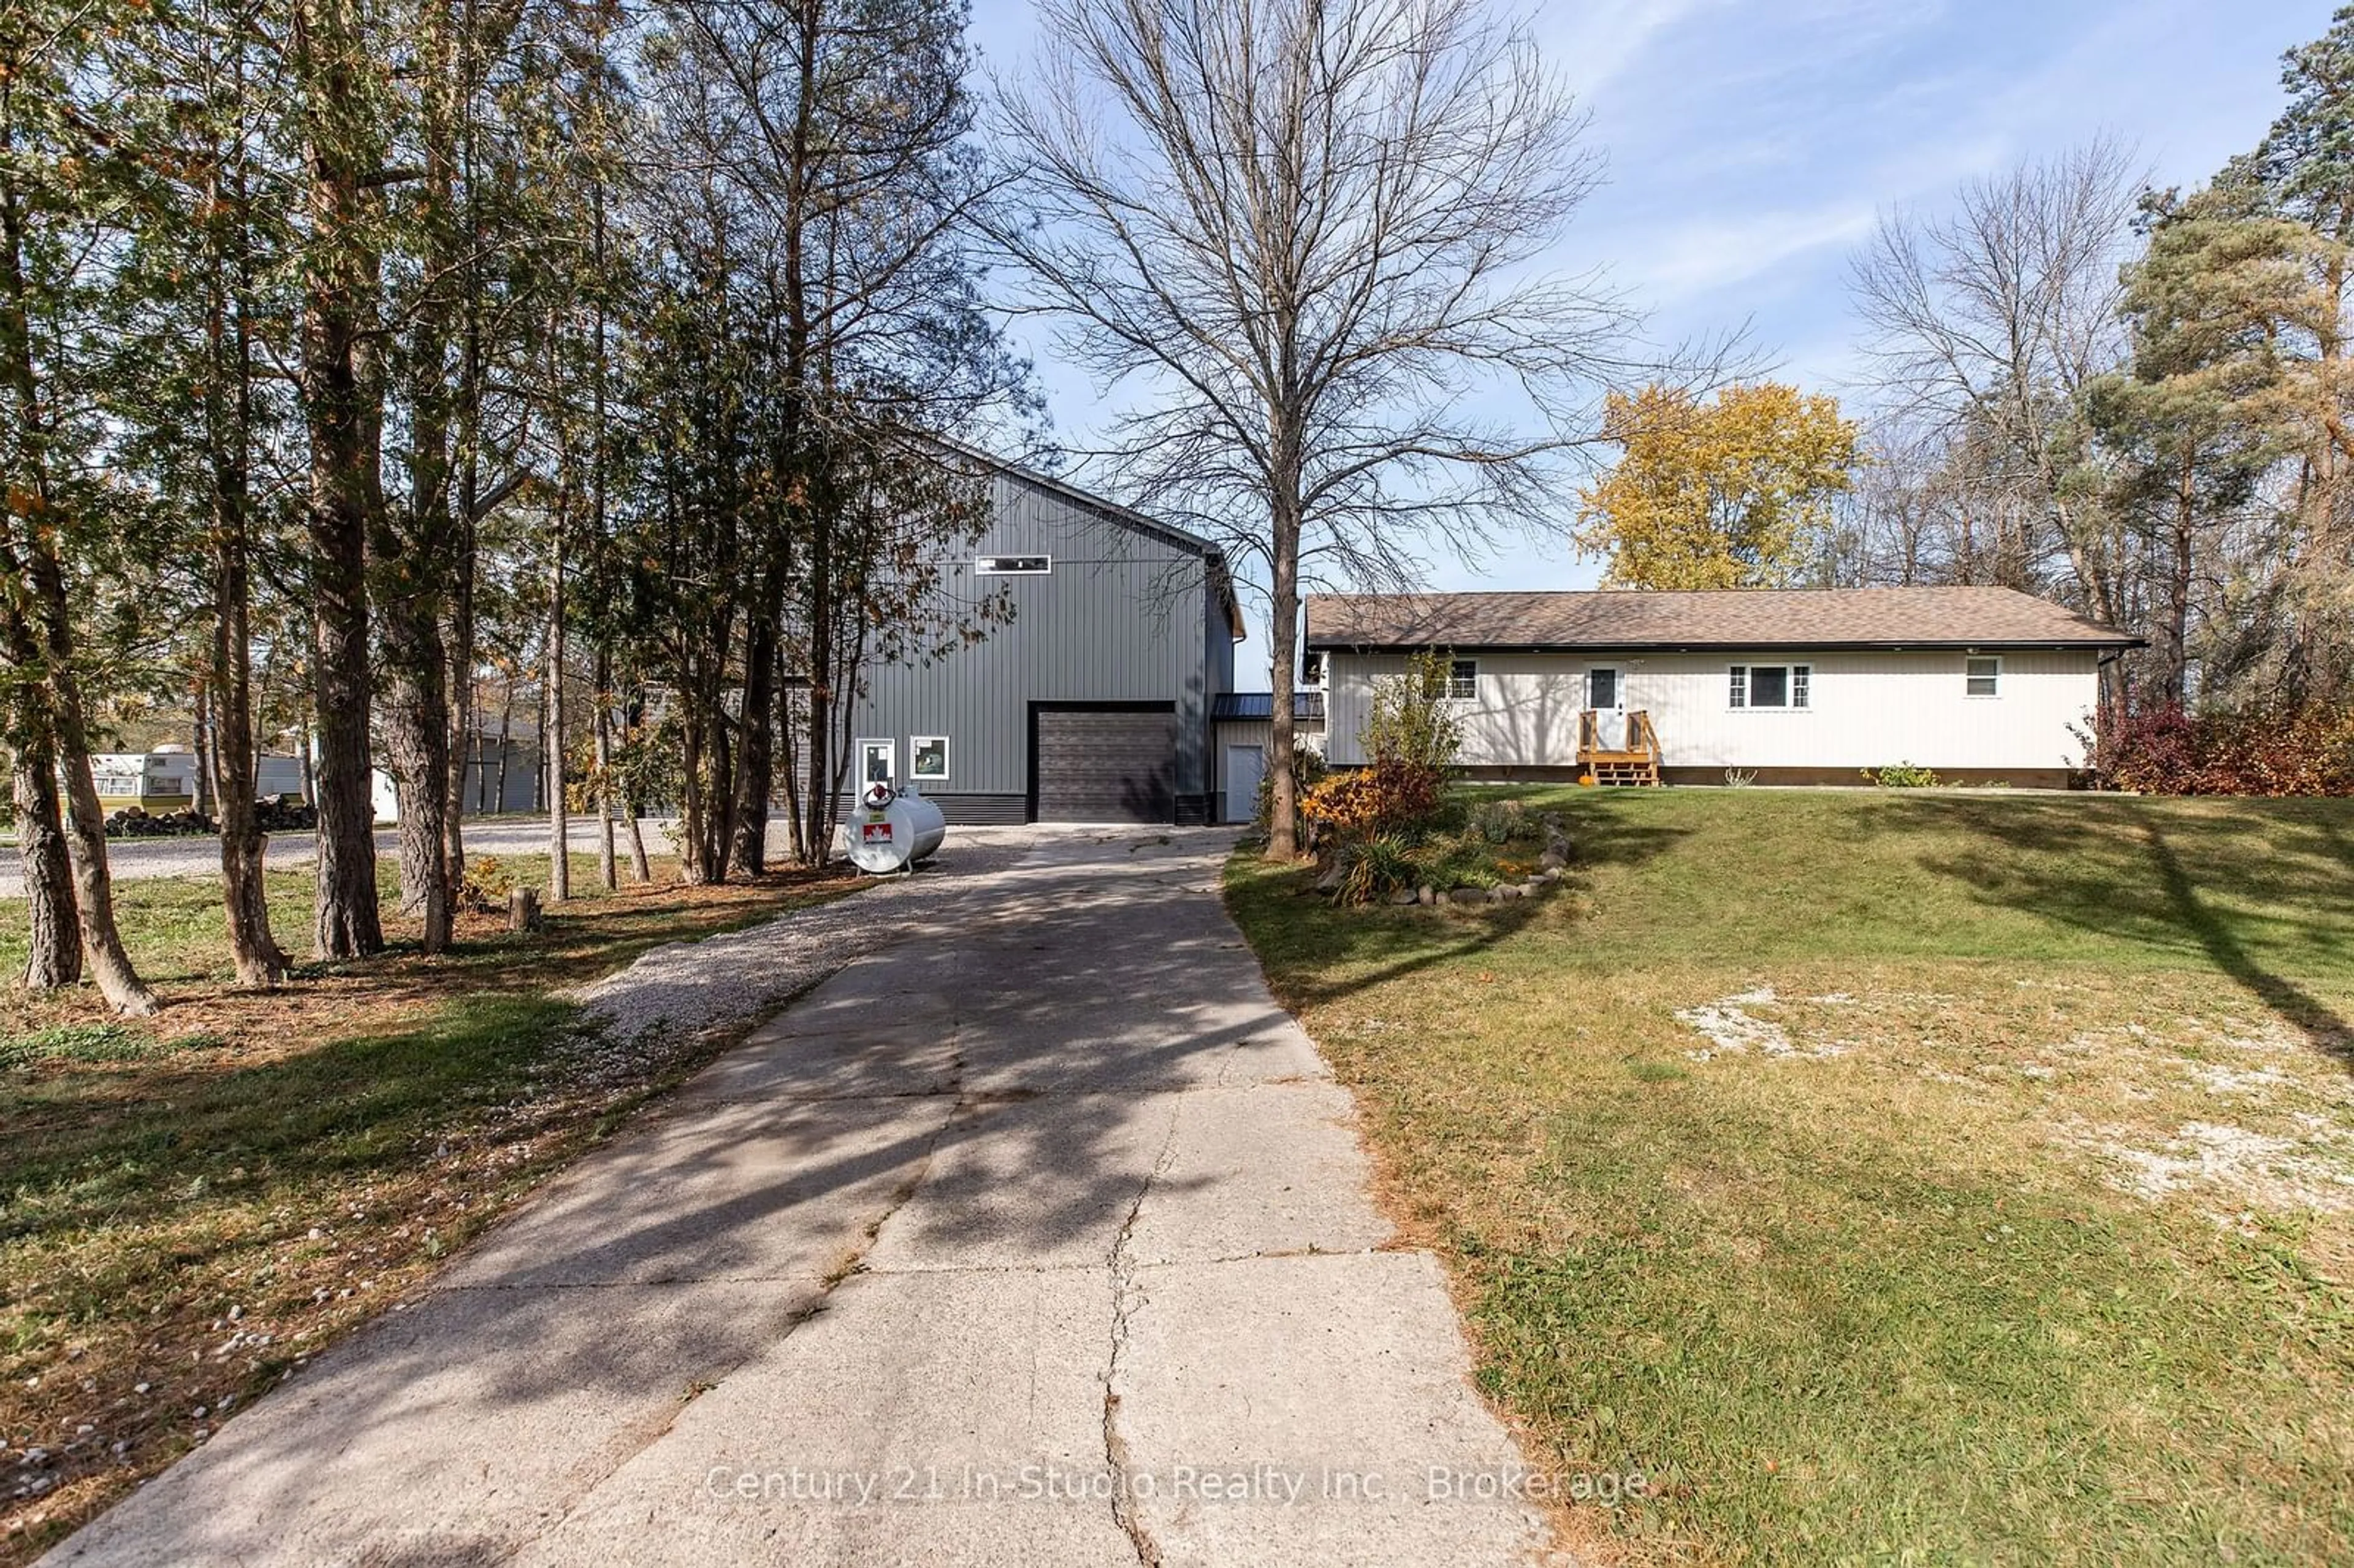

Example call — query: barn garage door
[1034,707,1176,823]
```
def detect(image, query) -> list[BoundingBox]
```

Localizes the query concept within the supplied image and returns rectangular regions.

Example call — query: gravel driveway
[564,825,1056,1047]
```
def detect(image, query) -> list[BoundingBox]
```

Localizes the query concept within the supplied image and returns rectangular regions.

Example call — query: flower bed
[1309,793,1572,908]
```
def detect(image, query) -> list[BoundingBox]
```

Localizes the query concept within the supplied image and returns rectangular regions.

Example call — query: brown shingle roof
[1305,587,2139,652]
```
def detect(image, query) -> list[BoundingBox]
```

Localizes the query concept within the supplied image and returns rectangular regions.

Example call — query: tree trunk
[494,680,514,812]
[2166,447,2195,707]
[593,645,617,891]
[1265,443,1304,860]
[378,329,452,951]
[379,627,452,950]
[306,516,382,961]
[444,497,476,867]
[211,581,289,985]
[442,246,482,883]
[705,696,734,881]
[779,685,807,866]
[800,530,834,869]
[678,686,707,883]
[50,665,159,1014]
[205,379,290,985]
[546,519,569,902]
[295,0,386,960]
[8,669,79,989]
[729,598,778,877]
[626,809,653,883]
[191,684,215,816]
[625,682,653,882]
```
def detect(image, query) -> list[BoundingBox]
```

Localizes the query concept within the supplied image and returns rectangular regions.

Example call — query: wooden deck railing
[1577,708,1662,785]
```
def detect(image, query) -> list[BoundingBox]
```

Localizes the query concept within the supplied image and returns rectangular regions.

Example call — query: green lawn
[1228,790,2354,1567]
[0,853,856,1563]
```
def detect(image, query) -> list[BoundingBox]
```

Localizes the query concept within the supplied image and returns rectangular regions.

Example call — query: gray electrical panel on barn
[842,462,1241,825]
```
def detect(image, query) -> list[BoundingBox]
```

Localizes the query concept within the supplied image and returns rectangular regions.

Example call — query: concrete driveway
[40,829,1550,1567]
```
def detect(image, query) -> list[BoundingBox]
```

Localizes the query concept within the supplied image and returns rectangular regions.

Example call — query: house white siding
[1324,649,2101,777]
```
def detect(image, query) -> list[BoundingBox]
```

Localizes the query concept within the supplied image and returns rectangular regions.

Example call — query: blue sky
[965,0,2341,686]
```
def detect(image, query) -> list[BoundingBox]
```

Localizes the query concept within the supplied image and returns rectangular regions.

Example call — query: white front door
[1587,667,1625,748]
[1224,744,1265,823]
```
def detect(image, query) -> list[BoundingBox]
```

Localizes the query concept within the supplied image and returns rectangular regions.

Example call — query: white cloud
[1629,202,1878,301]
[1539,0,1717,99]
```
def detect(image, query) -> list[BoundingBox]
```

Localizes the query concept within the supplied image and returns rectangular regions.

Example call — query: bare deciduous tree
[991,0,1638,857]
[1850,139,2143,712]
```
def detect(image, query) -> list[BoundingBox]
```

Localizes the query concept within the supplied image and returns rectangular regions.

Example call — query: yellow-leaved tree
[1574,382,1862,588]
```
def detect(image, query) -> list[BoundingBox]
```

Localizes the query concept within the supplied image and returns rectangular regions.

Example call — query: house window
[858,738,896,786]
[1447,658,1478,700]
[1301,651,1324,686]
[1587,666,1619,710]
[1730,664,1810,709]
[1966,656,2001,698]
[976,554,1051,575]
[910,736,950,780]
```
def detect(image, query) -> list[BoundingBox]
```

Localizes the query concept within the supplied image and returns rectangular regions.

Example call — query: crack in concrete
[496,1026,973,1562]
[838,1021,968,1281]
[1100,1103,1181,1568]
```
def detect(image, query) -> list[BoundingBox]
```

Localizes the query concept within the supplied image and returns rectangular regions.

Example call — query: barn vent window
[976,554,1051,575]
[1966,656,2001,698]
[1446,659,1478,700]
[1730,664,1810,709]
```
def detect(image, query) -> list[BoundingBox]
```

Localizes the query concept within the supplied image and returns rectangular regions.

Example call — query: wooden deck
[1577,709,1662,786]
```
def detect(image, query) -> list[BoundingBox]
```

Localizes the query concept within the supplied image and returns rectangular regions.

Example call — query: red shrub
[2098,702,2354,796]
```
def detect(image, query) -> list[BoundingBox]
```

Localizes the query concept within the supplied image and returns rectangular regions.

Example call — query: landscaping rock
[1386,888,1419,906]
[1537,848,1569,872]
[1447,886,1488,905]
[1496,883,1526,900]
[1417,885,1436,905]
[1314,863,1347,895]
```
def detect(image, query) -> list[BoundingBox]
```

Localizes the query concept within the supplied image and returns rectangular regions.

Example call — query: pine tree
[0,0,158,1010]
[2091,189,2319,702]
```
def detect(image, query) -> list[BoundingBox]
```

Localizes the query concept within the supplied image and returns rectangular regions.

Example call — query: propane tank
[843,780,947,873]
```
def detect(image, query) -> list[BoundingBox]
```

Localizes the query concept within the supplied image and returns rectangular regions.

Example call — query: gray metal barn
[843,461,1243,826]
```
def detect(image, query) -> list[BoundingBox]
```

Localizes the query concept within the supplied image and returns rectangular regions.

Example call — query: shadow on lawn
[0,992,588,1245]
[1897,795,2354,1073]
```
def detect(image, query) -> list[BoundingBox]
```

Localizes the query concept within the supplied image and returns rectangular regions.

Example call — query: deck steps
[1586,759,1660,787]
[1577,707,1664,786]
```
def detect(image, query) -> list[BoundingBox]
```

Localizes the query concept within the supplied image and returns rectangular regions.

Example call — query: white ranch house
[1301,586,2139,788]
